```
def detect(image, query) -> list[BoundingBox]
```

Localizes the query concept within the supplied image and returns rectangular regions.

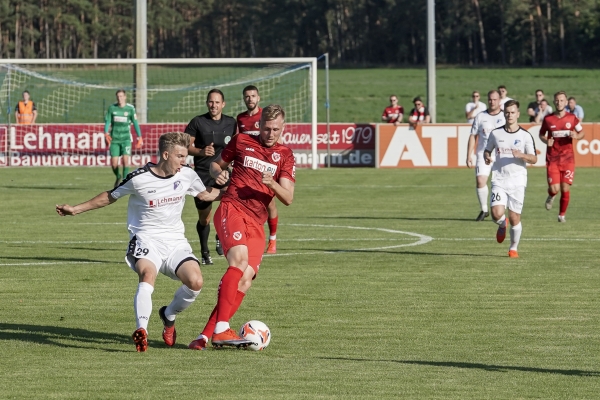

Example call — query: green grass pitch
[1,166,599,398]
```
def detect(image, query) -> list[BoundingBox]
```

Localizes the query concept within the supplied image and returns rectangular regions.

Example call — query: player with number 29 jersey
[110,164,207,241]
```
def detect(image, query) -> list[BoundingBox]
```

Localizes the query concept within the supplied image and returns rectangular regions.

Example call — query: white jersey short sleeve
[485,126,536,188]
[110,164,206,241]
[470,111,506,155]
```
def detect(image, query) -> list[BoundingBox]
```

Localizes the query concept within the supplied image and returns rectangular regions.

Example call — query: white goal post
[1,58,318,169]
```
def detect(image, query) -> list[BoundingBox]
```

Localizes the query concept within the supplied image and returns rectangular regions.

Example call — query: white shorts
[475,154,493,177]
[125,235,199,280]
[490,184,525,214]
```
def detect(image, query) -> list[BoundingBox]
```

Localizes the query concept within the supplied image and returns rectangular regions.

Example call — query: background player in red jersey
[236,85,280,254]
[381,95,404,125]
[189,104,295,349]
[539,91,585,222]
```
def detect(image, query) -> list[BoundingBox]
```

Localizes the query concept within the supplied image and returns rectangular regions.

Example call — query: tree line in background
[1,0,599,65]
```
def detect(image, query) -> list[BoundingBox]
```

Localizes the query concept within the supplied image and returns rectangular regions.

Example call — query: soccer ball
[239,320,271,351]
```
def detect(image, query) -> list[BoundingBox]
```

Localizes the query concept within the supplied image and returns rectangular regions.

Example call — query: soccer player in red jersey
[539,91,585,222]
[189,104,296,349]
[236,85,280,254]
[381,95,404,125]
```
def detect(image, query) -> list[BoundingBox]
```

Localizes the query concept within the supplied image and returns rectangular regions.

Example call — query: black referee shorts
[193,169,227,210]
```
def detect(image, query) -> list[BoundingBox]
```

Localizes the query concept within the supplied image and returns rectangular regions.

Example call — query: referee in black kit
[185,88,237,265]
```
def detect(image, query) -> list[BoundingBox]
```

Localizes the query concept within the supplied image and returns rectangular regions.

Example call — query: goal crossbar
[2,58,319,169]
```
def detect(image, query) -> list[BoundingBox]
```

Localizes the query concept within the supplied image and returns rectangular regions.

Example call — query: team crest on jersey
[224,136,231,144]
[565,122,571,129]
[173,181,182,191]
[514,140,521,146]
[233,231,242,241]
[254,121,260,129]
[272,152,281,162]
[124,112,128,117]
[497,119,502,124]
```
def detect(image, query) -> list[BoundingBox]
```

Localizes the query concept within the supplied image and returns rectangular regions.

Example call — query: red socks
[202,290,246,338]
[559,191,570,215]
[215,267,243,323]
[268,216,278,237]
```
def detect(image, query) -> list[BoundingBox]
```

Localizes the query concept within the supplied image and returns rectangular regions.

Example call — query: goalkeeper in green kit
[104,89,143,187]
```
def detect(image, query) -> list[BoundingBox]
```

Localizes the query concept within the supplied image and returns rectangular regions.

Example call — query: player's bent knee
[184,283,202,297]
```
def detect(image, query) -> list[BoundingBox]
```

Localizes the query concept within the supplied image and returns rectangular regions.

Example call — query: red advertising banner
[378,123,600,168]
[0,123,376,168]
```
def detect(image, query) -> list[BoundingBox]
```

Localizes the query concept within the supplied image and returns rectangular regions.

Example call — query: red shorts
[547,162,575,185]
[214,201,265,276]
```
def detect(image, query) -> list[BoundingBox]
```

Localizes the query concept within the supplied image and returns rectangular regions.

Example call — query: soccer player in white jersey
[466,90,506,221]
[56,132,222,352]
[484,100,538,258]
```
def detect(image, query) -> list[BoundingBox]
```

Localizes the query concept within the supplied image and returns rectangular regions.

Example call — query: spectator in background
[15,90,37,124]
[381,95,404,125]
[527,89,546,122]
[534,99,553,124]
[465,91,487,124]
[497,85,513,110]
[566,97,584,121]
[408,97,431,129]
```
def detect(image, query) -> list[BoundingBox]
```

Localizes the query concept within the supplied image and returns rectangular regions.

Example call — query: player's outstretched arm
[263,175,294,206]
[56,191,117,216]
[196,187,224,203]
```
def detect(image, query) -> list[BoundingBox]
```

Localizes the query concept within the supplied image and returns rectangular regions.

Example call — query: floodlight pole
[427,0,436,123]
[135,0,148,123]
[325,53,331,168]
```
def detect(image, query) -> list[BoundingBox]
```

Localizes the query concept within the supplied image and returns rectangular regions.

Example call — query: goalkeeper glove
[104,134,112,146]
[136,137,143,149]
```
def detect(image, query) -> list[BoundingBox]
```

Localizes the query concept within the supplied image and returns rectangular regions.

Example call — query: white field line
[0,261,102,266]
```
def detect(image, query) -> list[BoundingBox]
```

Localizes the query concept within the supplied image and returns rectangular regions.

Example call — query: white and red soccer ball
[239,320,271,351]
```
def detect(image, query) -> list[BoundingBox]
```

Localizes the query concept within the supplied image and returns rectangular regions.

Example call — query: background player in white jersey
[484,100,538,258]
[56,132,222,352]
[466,90,505,221]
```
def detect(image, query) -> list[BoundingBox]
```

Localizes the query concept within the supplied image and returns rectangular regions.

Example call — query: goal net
[0,58,318,168]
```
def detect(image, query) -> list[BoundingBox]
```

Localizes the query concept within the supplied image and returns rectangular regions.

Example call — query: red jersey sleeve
[221,133,239,163]
[382,108,388,118]
[279,148,296,183]
[399,106,404,114]
[539,117,550,139]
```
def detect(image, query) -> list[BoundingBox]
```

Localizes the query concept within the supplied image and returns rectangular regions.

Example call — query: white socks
[214,321,230,334]
[494,214,506,227]
[164,285,201,321]
[510,222,522,251]
[134,282,154,331]
[477,186,489,212]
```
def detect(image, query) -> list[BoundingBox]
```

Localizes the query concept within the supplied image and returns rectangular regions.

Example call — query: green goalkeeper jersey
[104,103,142,142]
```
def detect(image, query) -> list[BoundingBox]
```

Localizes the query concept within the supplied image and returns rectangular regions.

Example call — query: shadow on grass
[321,357,600,377]
[0,255,112,264]
[0,185,79,191]
[0,323,184,352]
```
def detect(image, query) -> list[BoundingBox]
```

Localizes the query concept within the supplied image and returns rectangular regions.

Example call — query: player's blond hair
[554,91,567,99]
[159,132,191,154]
[261,104,286,123]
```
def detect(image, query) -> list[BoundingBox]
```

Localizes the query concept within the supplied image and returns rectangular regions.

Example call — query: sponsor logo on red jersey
[243,155,278,175]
